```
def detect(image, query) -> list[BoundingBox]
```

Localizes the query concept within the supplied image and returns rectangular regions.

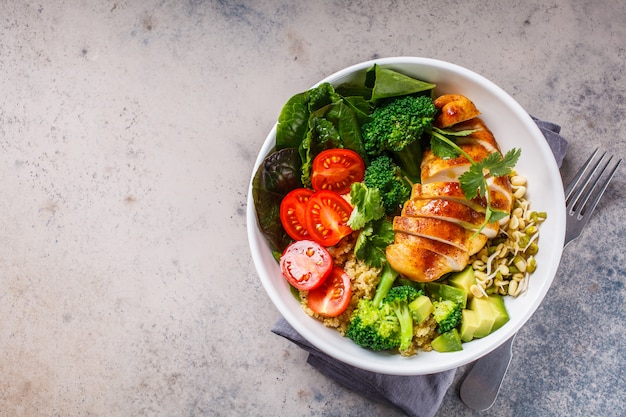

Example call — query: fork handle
[459,334,516,411]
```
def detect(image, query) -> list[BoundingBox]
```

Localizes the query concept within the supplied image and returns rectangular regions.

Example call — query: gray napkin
[272,318,455,417]
[532,116,568,167]
[271,118,568,417]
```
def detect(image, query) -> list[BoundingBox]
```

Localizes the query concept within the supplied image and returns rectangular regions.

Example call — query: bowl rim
[247,56,566,375]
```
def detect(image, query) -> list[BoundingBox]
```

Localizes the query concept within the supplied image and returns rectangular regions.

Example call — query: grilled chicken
[392,216,489,256]
[402,198,499,238]
[453,118,501,153]
[420,143,492,183]
[386,240,459,282]
[433,94,481,128]
[410,182,486,212]
[385,94,514,282]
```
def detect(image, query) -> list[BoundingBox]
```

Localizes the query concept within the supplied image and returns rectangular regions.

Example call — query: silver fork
[459,149,622,411]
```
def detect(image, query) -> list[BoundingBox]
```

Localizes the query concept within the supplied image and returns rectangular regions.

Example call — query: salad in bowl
[247,57,565,374]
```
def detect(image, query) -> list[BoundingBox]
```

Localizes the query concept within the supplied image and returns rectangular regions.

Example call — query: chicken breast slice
[402,198,499,238]
[394,232,469,270]
[393,215,487,254]
[420,143,492,183]
[418,153,514,214]
[411,182,486,213]
[486,175,514,213]
[433,94,481,128]
[386,242,459,282]
[452,118,502,154]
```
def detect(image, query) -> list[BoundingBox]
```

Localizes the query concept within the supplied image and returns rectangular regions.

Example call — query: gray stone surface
[1,1,624,416]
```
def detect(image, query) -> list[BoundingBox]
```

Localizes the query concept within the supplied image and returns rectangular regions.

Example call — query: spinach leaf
[276,92,310,150]
[324,100,368,160]
[366,64,436,102]
[298,109,343,187]
[275,83,343,150]
[307,82,341,109]
[335,83,372,101]
[252,148,303,252]
[298,100,369,187]
[344,95,373,122]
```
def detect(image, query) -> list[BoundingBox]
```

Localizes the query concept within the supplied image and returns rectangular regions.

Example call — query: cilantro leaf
[459,164,487,199]
[430,135,459,159]
[488,148,521,177]
[347,182,385,230]
[354,218,395,268]
[430,127,478,160]
[459,149,521,200]
[488,208,510,223]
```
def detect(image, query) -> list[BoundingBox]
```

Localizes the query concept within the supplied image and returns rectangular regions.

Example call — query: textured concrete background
[1,1,624,416]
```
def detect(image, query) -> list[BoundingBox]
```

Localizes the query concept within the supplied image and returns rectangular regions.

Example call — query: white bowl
[247,57,566,375]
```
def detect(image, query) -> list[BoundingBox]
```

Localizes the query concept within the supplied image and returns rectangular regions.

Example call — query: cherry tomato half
[279,240,333,291]
[280,188,314,241]
[307,266,352,317]
[311,149,365,195]
[305,190,354,247]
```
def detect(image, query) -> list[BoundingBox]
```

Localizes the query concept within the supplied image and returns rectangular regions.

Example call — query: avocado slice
[468,297,496,338]
[409,294,434,324]
[486,295,510,332]
[459,309,480,342]
[431,328,463,352]
[425,282,468,308]
[447,266,477,297]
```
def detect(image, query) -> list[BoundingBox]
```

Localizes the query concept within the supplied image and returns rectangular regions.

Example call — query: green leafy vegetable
[275,92,310,150]
[430,127,477,159]
[347,181,395,268]
[354,218,395,268]
[275,82,344,151]
[285,83,368,187]
[366,64,436,102]
[251,148,303,252]
[347,182,385,230]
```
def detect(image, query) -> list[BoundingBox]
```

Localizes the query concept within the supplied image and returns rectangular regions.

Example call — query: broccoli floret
[347,266,426,353]
[345,299,401,351]
[432,299,462,333]
[372,262,399,308]
[364,155,411,215]
[362,95,437,182]
[346,264,401,351]
[383,285,421,351]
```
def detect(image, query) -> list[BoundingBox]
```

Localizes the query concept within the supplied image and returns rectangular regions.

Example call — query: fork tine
[564,149,621,248]
[576,156,622,220]
[565,148,600,204]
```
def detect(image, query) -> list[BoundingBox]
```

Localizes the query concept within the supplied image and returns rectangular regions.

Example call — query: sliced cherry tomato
[305,190,354,247]
[279,240,333,291]
[307,266,352,317]
[280,188,314,241]
[311,148,365,195]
